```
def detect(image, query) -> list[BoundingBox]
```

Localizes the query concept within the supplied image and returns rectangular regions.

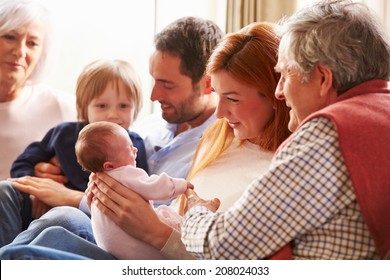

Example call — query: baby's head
[75,121,138,173]
[75,59,143,129]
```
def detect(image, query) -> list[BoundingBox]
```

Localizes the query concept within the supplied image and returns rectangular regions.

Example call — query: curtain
[226,0,297,33]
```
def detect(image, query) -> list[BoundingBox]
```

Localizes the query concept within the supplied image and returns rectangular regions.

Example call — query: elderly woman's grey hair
[0,0,53,84]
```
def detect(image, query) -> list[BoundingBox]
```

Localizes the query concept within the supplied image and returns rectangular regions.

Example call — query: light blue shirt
[133,113,217,205]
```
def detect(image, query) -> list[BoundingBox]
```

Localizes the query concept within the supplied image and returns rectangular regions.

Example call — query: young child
[75,121,193,260]
[9,59,148,227]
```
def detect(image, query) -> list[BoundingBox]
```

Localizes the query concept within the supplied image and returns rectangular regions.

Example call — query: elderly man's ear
[316,64,335,98]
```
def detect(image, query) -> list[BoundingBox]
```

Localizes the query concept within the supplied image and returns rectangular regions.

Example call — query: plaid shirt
[181,117,379,260]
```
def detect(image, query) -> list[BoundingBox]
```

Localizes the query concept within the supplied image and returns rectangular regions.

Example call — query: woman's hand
[34,157,69,185]
[185,189,220,213]
[9,176,83,208]
[91,172,173,250]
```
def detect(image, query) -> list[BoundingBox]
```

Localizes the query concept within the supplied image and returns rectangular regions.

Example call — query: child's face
[87,80,135,129]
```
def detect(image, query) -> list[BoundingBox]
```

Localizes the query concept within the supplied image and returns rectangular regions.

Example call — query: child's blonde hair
[76,59,143,122]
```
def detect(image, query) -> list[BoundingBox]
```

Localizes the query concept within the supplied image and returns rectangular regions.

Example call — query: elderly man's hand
[185,189,220,213]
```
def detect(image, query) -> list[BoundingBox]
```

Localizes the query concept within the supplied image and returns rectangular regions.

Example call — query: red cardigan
[268,80,390,259]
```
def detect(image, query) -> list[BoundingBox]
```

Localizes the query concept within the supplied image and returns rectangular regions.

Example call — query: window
[37,0,226,120]
[38,0,389,121]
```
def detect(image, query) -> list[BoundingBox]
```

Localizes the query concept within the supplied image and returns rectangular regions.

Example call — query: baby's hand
[186,182,194,190]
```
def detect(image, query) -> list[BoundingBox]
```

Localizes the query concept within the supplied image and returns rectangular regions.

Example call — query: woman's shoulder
[25,84,77,120]
[25,83,72,99]
[21,84,74,107]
